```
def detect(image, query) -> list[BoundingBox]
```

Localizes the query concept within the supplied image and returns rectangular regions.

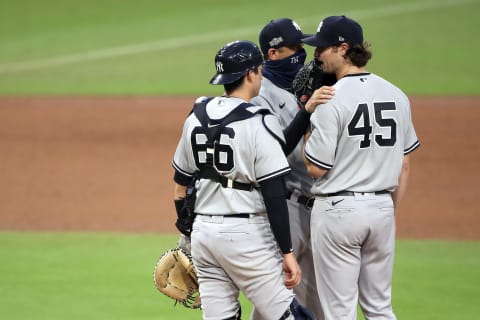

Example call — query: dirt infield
[0,96,478,240]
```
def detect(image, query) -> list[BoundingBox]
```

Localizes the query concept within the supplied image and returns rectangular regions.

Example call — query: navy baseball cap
[302,15,363,48]
[259,18,310,55]
[209,40,263,85]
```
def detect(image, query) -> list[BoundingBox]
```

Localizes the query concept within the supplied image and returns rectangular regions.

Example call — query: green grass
[1,232,479,320]
[0,232,205,320]
[0,232,254,320]
[0,0,479,95]
[391,241,480,319]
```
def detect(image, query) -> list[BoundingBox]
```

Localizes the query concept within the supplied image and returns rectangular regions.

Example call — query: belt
[198,213,250,218]
[322,190,390,197]
[288,190,391,209]
[287,192,315,210]
[227,213,250,218]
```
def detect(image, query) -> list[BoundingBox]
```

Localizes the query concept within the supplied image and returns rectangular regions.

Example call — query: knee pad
[279,298,316,320]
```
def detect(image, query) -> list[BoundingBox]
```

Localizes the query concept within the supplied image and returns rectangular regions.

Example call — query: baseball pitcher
[302,16,420,320]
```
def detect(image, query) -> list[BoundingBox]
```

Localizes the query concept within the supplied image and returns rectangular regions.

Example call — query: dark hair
[263,44,303,60]
[345,42,372,67]
[286,44,303,52]
[224,66,260,93]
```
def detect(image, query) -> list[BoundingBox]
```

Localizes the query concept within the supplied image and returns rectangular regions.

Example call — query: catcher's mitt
[153,247,201,309]
[291,59,328,107]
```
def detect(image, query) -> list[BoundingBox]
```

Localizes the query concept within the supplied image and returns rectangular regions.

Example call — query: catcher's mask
[209,40,263,85]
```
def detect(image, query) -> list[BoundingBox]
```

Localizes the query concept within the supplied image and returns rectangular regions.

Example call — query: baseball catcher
[153,243,201,309]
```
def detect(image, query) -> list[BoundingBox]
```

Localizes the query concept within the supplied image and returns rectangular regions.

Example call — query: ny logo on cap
[216,61,224,72]
[292,20,301,31]
[316,21,323,32]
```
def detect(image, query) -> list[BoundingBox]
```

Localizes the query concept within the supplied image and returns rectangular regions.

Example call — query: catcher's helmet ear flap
[209,40,263,85]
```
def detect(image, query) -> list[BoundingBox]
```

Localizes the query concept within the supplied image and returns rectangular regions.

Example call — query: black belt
[323,190,390,197]
[287,192,315,210]
[198,213,250,218]
[228,214,250,218]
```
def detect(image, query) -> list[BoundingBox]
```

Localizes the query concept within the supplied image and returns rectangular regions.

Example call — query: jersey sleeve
[254,117,291,182]
[403,102,420,154]
[172,116,198,184]
[304,102,339,169]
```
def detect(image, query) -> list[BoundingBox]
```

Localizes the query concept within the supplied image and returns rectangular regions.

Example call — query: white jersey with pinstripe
[251,77,324,319]
[251,77,313,195]
[172,96,290,215]
[304,72,419,195]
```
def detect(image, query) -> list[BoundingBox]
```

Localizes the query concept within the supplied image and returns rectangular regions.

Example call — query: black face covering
[261,48,307,90]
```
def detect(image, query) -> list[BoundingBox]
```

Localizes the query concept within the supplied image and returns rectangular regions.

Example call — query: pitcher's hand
[304,86,335,113]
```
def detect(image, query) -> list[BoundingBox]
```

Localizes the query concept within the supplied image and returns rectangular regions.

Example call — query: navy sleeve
[174,170,194,186]
[259,175,293,254]
[282,107,310,155]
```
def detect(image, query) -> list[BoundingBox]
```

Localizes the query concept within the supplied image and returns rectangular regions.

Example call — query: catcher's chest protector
[192,99,269,191]
[193,99,257,145]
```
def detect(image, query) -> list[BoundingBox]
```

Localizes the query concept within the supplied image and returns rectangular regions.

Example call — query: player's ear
[267,48,278,60]
[245,69,255,83]
[339,43,349,54]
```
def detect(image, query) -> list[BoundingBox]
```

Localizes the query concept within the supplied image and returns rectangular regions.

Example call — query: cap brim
[282,33,314,47]
[209,71,246,85]
[301,35,330,47]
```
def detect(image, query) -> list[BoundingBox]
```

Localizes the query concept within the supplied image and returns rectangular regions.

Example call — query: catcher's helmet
[209,40,263,85]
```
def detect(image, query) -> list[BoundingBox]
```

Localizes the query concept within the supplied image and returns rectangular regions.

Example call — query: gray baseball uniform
[304,73,419,319]
[173,96,295,319]
[252,78,322,318]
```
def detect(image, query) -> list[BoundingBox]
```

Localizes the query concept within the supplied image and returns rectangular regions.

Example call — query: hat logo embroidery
[339,36,345,41]
[269,37,284,47]
[316,21,323,32]
[216,61,224,72]
[292,20,301,31]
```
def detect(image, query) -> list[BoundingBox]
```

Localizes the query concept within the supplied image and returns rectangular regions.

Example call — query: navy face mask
[262,48,307,90]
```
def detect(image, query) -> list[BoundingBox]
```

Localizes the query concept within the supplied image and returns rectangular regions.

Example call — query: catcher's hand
[153,247,201,309]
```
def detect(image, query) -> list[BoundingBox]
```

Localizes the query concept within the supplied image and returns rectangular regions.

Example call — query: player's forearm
[282,108,311,155]
[265,197,293,254]
[259,176,294,254]
[392,155,410,212]
[174,183,187,200]
[174,183,188,219]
